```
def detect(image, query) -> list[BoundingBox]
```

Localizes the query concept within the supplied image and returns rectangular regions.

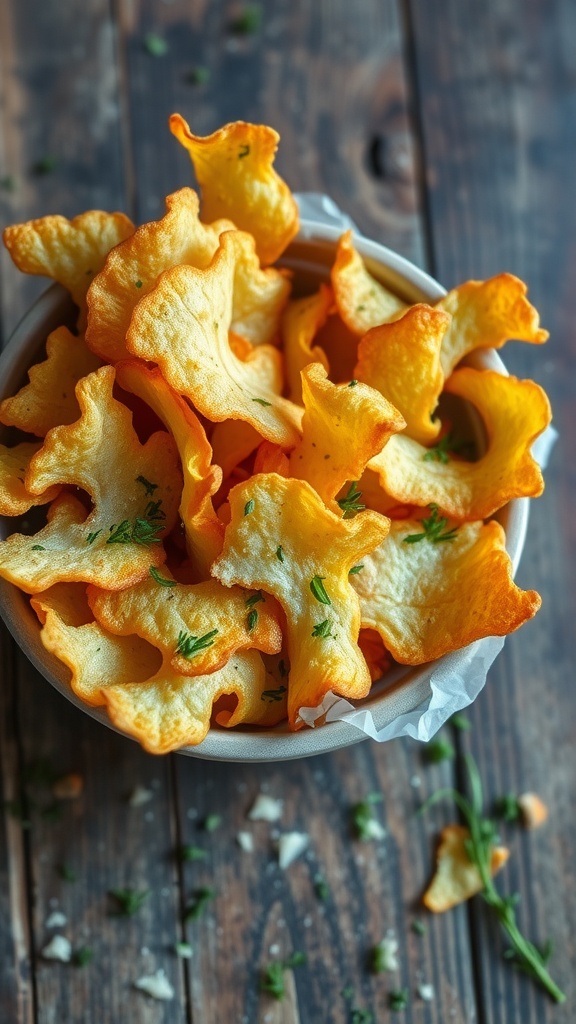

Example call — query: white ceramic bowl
[0,221,527,761]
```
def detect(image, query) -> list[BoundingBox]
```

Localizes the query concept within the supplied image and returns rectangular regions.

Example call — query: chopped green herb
[32,156,57,175]
[284,951,306,968]
[260,952,306,1000]
[149,566,177,588]
[246,591,264,608]
[231,4,262,34]
[0,174,16,192]
[175,941,193,958]
[86,530,102,545]
[351,1010,373,1024]
[58,862,78,882]
[311,619,334,639]
[261,684,287,704]
[420,754,566,1003]
[389,989,409,1011]
[251,396,271,407]
[185,886,215,921]
[277,658,287,677]
[31,544,46,551]
[176,629,219,660]
[179,844,208,862]
[72,946,93,967]
[244,498,255,516]
[351,796,384,841]
[238,144,251,159]
[185,66,210,85]
[143,33,169,57]
[348,564,364,575]
[403,503,458,544]
[276,545,285,562]
[423,431,474,464]
[495,793,522,823]
[247,608,258,632]
[136,475,158,496]
[310,575,331,605]
[371,941,394,974]
[348,379,358,387]
[341,985,355,1001]
[135,279,143,288]
[337,481,365,518]
[109,887,149,916]
[450,712,472,731]
[314,874,330,901]
[203,813,222,833]
[425,737,455,763]
[411,918,427,936]
[107,500,166,546]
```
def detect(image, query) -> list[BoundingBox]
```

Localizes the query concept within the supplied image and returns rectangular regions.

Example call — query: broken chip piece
[423,824,509,912]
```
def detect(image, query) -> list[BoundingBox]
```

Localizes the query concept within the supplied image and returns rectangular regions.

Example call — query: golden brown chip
[355,305,450,445]
[331,230,406,335]
[211,473,390,727]
[127,232,302,446]
[3,210,134,328]
[88,574,282,677]
[351,518,541,664]
[437,274,549,376]
[0,441,60,516]
[116,361,224,579]
[517,792,549,830]
[281,285,332,404]
[0,326,101,437]
[423,825,509,912]
[369,369,551,520]
[227,229,292,346]
[169,114,299,265]
[289,363,405,507]
[210,419,262,479]
[0,366,182,592]
[358,628,392,682]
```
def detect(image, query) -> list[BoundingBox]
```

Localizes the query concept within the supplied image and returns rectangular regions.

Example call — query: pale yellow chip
[355,305,450,445]
[0,366,182,592]
[88,574,282,677]
[289,363,405,507]
[3,209,134,328]
[331,230,406,335]
[127,232,302,446]
[116,361,224,579]
[437,273,549,376]
[211,473,390,727]
[351,518,541,664]
[210,419,262,479]
[169,114,299,266]
[369,369,551,520]
[0,441,60,515]
[281,285,332,404]
[423,825,509,912]
[227,229,292,346]
[0,326,101,437]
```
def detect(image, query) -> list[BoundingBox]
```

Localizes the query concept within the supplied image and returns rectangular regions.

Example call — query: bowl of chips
[0,117,551,761]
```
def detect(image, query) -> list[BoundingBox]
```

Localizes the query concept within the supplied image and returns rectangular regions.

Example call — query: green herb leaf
[411,918,427,936]
[179,844,207,862]
[203,813,222,833]
[143,33,169,57]
[247,608,258,632]
[337,481,365,518]
[176,629,218,659]
[423,431,474,464]
[351,795,384,841]
[238,144,251,159]
[251,397,271,407]
[86,530,102,545]
[246,590,264,608]
[349,564,364,575]
[185,886,215,921]
[244,498,255,516]
[136,475,158,496]
[107,499,166,546]
[403,503,458,544]
[450,712,471,731]
[32,156,57,175]
[31,544,46,551]
[231,4,262,34]
[109,887,149,916]
[149,566,177,588]
[311,619,334,639]
[284,951,306,968]
[351,1009,374,1024]
[348,379,358,387]
[261,685,287,704]
[260,961,285,1000]
[73,946,93,967]
[185,66,210,85]
[58,862,77,882]
[425,737,455,763]
[314,874,330,901]
[389,988,409,1011]
[276,544,285,562]
[310,575,331,605]
[135,279,143,288]
[495,793,522,822]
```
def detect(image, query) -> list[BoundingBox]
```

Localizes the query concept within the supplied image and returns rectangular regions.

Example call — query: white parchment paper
[294,191,557,744]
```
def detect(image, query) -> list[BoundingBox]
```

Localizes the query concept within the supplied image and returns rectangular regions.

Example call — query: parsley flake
[276,544,285,562]
[109,887,149,916]
[349,564,364,575]
[351,794,384,840]
[261,685,287,704]
[260,953,306,1000]
[411,918,427,936]
[149,566,177,588]
[136,475,158,496]
[176,629,218,660]
[251,397,271,407]
[179,844,207,862]
[450,712,472,731]
[403,503,458,544]
[425,737,455,763]
[31,544,46,551]
[245,591,264,608]
[135,279,143,288]
[349,379,358,387]
[107,500,166,546]
[389,989,409,1011]
[495,793,522,823]
[310,575,331,605]
[86,530,102,545]
[203,813,222,833]
[311,619,334,639]
[314,874,330,901]
[185,65,210,85]
[238,144,251,159]
[337,481,365,517]
[423,431,474,464]
[244,498,255,516]
[247,608,258,632]
[185,886,215,921]
[231,4,262,34]
[143,33,169,57]
[73,946,93,967]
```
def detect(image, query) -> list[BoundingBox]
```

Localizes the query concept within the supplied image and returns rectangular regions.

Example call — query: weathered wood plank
[410,0,576,1016]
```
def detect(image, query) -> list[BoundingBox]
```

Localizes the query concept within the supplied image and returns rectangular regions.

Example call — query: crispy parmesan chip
[437,274,549,376]
[169,114,299,266]
[289,363,405,507]
[355,305,450,445]
[0,442,59,515]
[351,519,541,664]
[211,473,390,727]
[0,367,181,592]
[127,232,302,446]
[88,575,282,677]
[358,628,392,682]
[3,210,134,328]
[369,369,551,520]
[423,825,509,912]
[0,326,101,437]
[116,361,223,578]
[227,229,292,346]
[210,419,262,479]
[331,230,406,335]
[281,285,332,403]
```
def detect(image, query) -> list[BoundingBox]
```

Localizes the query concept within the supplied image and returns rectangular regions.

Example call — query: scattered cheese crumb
[248,794,283,822]
[45,911,67,929]
[362,818,386,841]
[278,831,309,869]
[128,785,153,807]
[52,773,83,800]
[410,775,421,788]
[175,942,193,959]
[376,934,399,971]
[418,983,435,1002]
[517,792,549,830]
[269,943,280,956]
[236,831,254,852]
[42,935,72,962]
[134,969,175,1001]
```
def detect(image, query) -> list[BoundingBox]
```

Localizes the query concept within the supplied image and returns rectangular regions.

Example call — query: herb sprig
[422,431,473,464]
[107,500,166,546]
[403,503,458,545]
[260,952,306,1000]
[176,629,218,660]
[337,481,365,518]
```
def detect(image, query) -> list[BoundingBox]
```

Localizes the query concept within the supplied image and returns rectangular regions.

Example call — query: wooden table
[0,1,574,1021]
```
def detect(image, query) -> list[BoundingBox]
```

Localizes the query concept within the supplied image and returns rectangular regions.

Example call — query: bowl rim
[0,219,528,762]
